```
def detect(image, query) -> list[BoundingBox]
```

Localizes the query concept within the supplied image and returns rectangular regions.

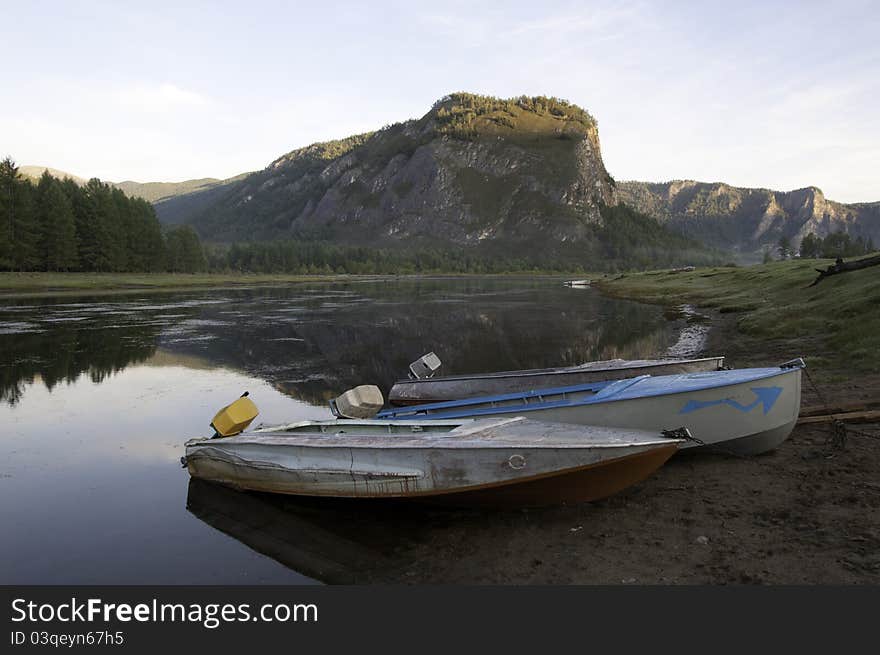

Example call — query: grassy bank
[0,272,363,298]
[595,256,880,375]
[0,271,577,298]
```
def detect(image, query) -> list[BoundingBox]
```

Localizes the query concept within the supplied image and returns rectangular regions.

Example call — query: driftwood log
[808,253,880,287]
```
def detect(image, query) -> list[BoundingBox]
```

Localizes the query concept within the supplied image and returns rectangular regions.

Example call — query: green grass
[594,256,880,375]
[0,271,598,298]
[0,272,362,298]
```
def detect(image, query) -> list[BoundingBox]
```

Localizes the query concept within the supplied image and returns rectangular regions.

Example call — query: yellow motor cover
[211,395,259,437]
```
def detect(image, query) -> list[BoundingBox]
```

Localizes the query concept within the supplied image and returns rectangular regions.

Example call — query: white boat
[388,354,726,405]
[183,417,685,507]
[378,360,806,456]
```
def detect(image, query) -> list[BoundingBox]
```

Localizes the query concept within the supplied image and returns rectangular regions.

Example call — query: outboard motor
[408,352,442,380]
[330,385,385,419]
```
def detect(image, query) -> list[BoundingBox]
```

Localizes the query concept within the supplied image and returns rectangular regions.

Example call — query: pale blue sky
[1,0,877,201]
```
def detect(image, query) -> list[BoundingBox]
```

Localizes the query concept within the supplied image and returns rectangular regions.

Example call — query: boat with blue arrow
[376,359,806,456]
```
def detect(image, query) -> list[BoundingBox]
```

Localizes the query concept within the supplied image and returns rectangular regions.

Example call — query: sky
[1,0,878,202]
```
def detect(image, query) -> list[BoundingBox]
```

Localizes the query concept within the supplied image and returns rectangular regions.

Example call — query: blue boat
[376,359,806,455]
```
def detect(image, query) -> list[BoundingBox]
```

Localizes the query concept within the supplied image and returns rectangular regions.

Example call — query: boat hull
[185,444,677,507]
[417,446,677,507]
[381,367,803,456]
[184,419,681,507]
[388,357,725,406]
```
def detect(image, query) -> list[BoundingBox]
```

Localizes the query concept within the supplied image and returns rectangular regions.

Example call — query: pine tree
[12,180,39,271]
[81,179,114,271]
[0,158,40,270]
[128,198,166,271]
[777,235,792,259]
[36,172,78,271]
[799,233,819,258]
[0,157,16,270]
[109,187,131,271]
[165,225,206,272]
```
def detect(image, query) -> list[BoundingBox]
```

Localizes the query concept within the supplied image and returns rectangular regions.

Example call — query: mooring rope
[801,365,880,450]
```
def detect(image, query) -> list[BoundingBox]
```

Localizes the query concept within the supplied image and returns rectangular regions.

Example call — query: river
[0,277,697,583]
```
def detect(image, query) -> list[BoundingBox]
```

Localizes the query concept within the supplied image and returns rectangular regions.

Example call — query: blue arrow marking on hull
[679,386,783,415]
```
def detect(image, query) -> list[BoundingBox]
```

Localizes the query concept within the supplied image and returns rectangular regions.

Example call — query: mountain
[152,173,251,224]
[19,165,247,211]
[617,181,880,261]
[29,93,876,267]
[168,94,616,244]
[19,166,89,186]
[114,177,245,205]
[151,93,719,268]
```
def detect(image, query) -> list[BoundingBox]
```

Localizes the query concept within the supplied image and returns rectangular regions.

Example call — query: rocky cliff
[618,180,880,260]
[161,94,621,253]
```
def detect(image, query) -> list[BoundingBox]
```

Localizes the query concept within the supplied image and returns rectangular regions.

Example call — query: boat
[183,416,686,507]
[388,353,726,406]
[564,279,591,287]
[378,359,806,456]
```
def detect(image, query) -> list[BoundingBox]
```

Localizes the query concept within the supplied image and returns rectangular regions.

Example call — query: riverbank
[0,272,364,298]
[4,265,879,584]
[353,273,880,584]
[594,256,880,378]
[0,271,581,299]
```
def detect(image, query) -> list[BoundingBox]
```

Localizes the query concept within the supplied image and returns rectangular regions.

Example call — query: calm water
[0,277,691,584]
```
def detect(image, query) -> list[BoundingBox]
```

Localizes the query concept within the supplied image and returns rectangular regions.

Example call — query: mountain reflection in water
[0,278,682,407]
[1,277,697,584]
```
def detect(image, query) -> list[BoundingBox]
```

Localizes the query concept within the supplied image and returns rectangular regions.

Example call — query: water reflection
[186,478,495,585]
[0,278,680,407]
[186,479,396,584]
[0,278,691,584]
[0,318,160,404]
[0,365,325,584]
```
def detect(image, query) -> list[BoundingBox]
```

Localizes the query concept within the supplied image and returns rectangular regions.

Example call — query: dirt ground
[216,313,880,584]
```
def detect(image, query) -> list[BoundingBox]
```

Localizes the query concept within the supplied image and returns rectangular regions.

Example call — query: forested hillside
[0,158,206,273]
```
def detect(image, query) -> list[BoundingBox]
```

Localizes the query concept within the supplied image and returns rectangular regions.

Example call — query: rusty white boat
[183,392,686,506]
[378,359,806,456]
[388,352,726,406]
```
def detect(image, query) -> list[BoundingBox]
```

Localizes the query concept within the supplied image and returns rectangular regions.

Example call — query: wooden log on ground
[800,399,880,417]
[808,253,880,287]
[797,410,880,425]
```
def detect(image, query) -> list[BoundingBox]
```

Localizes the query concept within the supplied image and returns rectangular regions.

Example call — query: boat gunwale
[378,365,803,420]
[390,356,726,386]
[251,416,524,435]
[186,432,684,450]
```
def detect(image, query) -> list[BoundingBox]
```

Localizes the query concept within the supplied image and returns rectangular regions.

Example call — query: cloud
[504,4,642,38]
[112,83,209,113]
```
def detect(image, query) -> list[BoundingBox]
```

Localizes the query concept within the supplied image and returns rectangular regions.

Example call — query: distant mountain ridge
[23,93,878,265]
[19,166,89,186]
[19,165,248,206]
[617,180,879,261]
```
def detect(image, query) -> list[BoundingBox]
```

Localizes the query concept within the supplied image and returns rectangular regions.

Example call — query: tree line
[207,241,583,275]
[797,231,875,259]
[1,155,719,276]
[433,92,597,140]
[0,158,206,273]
